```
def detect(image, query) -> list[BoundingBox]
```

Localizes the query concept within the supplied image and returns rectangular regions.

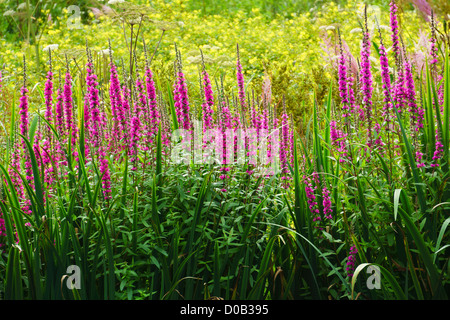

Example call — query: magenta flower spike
[86,62,102,148]
[377,28,395,132]
[99,145,112,200]
[17,57,33,218]
[199,55,216,153]
[44,54,54,128]
[390,0,408,115]
[347,57,356,116]
[53,71,66,168]
[172,47,191,131]
[373,123,384,148]
[178,72,191,131]
[109,59,124,146]
[218,101,233,178]
[129,94,142,171]
[346,245,358,278]
[19,86,30,140]
[63,60,79,162]
[280,112,291,185]
[289,116,295,168]
[390,1,401,64]
[338,32,349,119]
[428,12,444,106]
[18,58,29,143]
[360,13,373,147]
[55,72,65,137]
[431,131,444,168]
[107,42,125,144]
[173,63,182,128]
[236,44,246,113]
[429,12,439,74]
[63,68,74,139]
[82,90,92,157]
[19,61,34,185]
[416,151,426,168]
[41,53,56,184]
[233,103,242,163]
[322,184,332,220]
[304,174,321,223]
[404,52,423,131]
[330,121,348,162]
[144,41,161,137]
[0,212,5,242]
[121,77,131,131]
[394,64,407,114]
[135,70,150,149]
[145,66,160,136]
[201,54,214,131]
[85,48,112,200]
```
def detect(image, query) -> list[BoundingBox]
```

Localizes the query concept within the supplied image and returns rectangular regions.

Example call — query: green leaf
[397,206,447,299]
[393,189,402,221]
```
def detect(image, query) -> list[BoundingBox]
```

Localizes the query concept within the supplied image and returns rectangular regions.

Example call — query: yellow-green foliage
[0,0,430,124]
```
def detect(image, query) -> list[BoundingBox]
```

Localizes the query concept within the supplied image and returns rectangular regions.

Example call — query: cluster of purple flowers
[330,121,348,162]
[338,39,350,119]
[360,28,373,146]
[378,37,393,126]
[304,174,321,223]
[280,112,291,184]
[322,184,332,220]
[174,58,191,131]
[236,44,246,112]
[431,132,444,168]
[201,69,214,132]
[346,245,358,278]
[327,1,439,170]
[304,172,333,225]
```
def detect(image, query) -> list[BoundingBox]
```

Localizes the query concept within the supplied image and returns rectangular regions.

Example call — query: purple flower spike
[390,1,401,64]
[360,23,373,147]
[338,35,349,118]
[346,245,358,278]
[236,44,246,112]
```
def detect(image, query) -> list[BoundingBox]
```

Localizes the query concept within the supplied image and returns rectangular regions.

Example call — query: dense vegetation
[0,0,449,300]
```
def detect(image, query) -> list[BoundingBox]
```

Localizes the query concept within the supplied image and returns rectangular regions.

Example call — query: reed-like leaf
[397,206,447,299]
[391,98,427,214]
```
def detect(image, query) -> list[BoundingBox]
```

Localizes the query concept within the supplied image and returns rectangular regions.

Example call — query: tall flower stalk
[173,48,191,131]
[86,47,112,200]
[200,50,214,132]
[346,245,358,278]
[144,49,160,140]
[280,110,290,186]
[390,0,401,65]
[63,57,78,161]
[236,44,246,114]
[18,56,32,217]
[42,50,55,185]
[19,57,32,184]
[109,42,126,152]
[338,31,349,121]
[360,9,373,148]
